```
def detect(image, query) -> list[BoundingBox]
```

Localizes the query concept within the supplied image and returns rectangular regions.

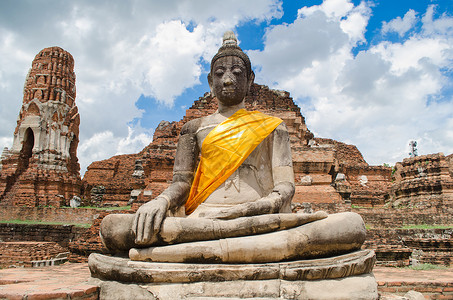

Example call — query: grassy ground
[0,219,92,228]
[400,224,453,230]
[404,263,450,270]
[71,205,131,211]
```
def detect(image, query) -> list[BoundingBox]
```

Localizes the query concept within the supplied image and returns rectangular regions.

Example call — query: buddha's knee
[100,214,135,253]
[304,212,366,250]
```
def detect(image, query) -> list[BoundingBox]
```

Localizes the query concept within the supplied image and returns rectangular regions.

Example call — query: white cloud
[1,0,452,178]
[250,2,453,165]
[422,5,453,36]
[78,122,153,172]
[298,0,371,43]
[298,0,354,19]
[382,9,418,37]
[0,0,282,175]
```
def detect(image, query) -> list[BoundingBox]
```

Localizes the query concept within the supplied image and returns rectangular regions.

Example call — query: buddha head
[208,31,255,106]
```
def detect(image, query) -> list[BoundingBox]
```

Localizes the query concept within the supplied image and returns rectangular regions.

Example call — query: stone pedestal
[89,249,378,299]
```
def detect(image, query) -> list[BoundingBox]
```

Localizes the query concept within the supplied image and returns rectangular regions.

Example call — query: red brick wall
[0,206,101,224]
[0,223,87,247]
[0,241,68,268]
[378,281,453,299]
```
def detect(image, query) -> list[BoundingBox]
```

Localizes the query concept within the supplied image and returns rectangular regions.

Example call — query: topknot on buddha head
[210,31,252,78]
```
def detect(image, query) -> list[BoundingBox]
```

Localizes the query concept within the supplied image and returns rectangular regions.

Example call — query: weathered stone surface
[126,212,366,264]
[90,32,378,299]
[101,212,327,252]
[0,47,81,207]
[89,249,375,283]
[90,273,378,299]
[390,153,453,207]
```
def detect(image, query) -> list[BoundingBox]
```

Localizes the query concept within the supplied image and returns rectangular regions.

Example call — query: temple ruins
[83,83,392,211]
[0,47,81,207]
[0,40,452,299]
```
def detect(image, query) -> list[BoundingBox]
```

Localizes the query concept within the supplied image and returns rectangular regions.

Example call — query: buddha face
[208,56,253,106]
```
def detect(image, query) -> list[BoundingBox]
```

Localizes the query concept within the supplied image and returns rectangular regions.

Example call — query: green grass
[74,205,131,211]
[0,219,92,228]
[351,204,367,209]
[405,263,449,271]
[400,224,453,230]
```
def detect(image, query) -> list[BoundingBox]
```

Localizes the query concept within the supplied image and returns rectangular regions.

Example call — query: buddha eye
[215,68,225,76]
[232,67,243,75]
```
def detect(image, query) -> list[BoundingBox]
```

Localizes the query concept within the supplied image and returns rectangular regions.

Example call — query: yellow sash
[185,109,282,215]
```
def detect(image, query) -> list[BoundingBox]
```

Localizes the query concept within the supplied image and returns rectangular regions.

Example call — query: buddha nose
[223,74,233,86]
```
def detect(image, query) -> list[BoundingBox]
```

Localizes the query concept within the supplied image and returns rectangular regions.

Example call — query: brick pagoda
[0,47,81,207]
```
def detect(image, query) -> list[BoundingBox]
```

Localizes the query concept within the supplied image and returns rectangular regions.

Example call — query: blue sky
[0,0,452,174]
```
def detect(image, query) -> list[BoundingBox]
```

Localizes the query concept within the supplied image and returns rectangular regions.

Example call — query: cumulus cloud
[1,0,452,177]
[250,0,453,165]
[0,0,282,174]
[422,5,453,36]
[382,9,418,37]
[77,123,153,172]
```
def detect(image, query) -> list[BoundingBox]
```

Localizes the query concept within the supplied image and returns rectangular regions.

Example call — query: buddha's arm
[202,123,295,220]
[133,121,199,244]
[270,122,296,212]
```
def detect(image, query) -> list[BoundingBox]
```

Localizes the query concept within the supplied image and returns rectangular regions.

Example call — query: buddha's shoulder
[180,114,216,135]
[180,118,201,135]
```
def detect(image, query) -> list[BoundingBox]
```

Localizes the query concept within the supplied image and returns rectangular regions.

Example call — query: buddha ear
[208,73,214,96]
[247,71,255,94]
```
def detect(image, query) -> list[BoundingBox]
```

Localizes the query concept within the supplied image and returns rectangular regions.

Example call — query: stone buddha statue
[91,31,377,299]
[100,31,365,262]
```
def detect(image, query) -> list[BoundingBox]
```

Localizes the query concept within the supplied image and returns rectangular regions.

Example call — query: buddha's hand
[199,193,283,220]
[199,205,247,220]
[132,197,169,245]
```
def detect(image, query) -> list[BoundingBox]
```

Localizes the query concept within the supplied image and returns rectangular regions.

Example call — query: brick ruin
[79,83,452,267]
[0,49,452,269]
[0,47,81,207]
[390,153,453,208]
[360,153,453,267]
[82,83,391,209]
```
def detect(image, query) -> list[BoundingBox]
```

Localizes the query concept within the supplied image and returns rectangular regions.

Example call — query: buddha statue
[90,31,377,299]
[98,31,367,265]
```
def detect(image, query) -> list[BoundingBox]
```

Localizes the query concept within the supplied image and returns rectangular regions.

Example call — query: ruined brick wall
[0,223,84,247]
[344,165,392,206]
[82,154,145,206]
[314,137,367,167]
[0,206,101,224]
[0,47,81,207]
[308,138,393,206]
[82,83,392,208]
[354,207,453,229]
[364,227,453,267]
[82,83,315,206]
[447,153,453,177]
[355,205,453,267]
[0,241,68,268]
[390,153,453,207]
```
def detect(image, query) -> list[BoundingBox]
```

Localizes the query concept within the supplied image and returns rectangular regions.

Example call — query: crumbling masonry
[0,47,81,207]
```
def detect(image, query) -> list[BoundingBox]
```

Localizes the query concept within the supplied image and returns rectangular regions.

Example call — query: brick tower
[0,47,81,207]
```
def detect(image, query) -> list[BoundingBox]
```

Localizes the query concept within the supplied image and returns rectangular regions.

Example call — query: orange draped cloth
[185,109,282,215]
